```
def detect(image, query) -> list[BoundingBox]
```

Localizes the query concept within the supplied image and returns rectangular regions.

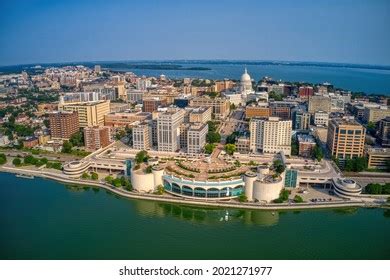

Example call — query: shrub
[293,195,304,203]
[90,172,99,180]
[13,158,22,166]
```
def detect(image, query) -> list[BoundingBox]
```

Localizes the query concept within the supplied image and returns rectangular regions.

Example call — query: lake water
[0,172,389,260]
[108,62,390,95]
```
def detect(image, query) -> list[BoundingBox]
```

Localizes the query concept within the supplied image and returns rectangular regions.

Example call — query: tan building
[297,134,316,158]
[38,135,51,145]
[132,122,152,150]
[308,95,331,113]
[212,80,235,92]
[249,117,292,155]
[245,104,270,119]
[143,97,167,113]
[363,106,390,123]
[104,112,151,128]
[49,111,80,140]
[326,118,365,160]
[367,148,390,170]
[189,96,230,119]
[189,107,212,123]
[157,108,185,152]
[235,137,250,154]
[83,126,112,151]
[59,100,110,128]
[187,123,208,154]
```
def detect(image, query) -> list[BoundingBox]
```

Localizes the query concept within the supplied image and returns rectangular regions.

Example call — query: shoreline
[0,166,382,211]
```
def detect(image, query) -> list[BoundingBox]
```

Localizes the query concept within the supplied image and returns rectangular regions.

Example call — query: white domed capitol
[240,68,253,92]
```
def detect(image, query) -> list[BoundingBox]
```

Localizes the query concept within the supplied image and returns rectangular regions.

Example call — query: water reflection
[131,199,279,227]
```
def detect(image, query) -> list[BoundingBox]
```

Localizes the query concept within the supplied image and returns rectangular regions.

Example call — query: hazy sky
[0,0,389,66]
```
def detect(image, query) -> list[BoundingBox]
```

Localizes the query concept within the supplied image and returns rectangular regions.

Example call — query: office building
[143,97,167,113]
[363,106,390,124]
[83,126,112,151]
[245,104,270,119]
[367,148,390,170]
[293,110,310,130]
[49,111,80,140]
[157,108,185,152]
[59,100,110,128]
[189,96,230,119]
[313,111,329,126]
[189,107,212,123]
[132,122,152,150]
[269,101,297,120]
[187,123,208,154]
[297,134,316,158]
[249,117,292,155]
[308,95,331,113]
[298,86,314,100]
[378,117,390,147]
[104,111,151,128]
[326,118,365,160]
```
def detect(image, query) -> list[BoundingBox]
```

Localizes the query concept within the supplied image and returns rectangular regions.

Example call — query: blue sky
[0,0,389,66]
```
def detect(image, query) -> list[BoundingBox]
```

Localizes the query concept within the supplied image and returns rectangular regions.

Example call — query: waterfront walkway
[0,166,384,211]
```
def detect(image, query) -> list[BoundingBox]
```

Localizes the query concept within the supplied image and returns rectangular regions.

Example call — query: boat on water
[16,174,34,179]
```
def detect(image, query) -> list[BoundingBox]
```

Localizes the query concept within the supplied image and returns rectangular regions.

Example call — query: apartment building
[49,111,80,140]
[83,126,112,151]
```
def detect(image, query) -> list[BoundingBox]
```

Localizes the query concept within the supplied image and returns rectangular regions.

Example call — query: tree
[0,153,6,165]
[224,144,236,155]
[12,158,22,166]
[62,141,73,153]
[280,189,290,201]
[312,145,324,162]
[91,172,99,180]
[291,138,299,156]
[354,157,367,172]
[204,143,216,154]
[365,183,382,194]
[293,195,304,203]
[69,131,84,147]
[238,194,247,202]
[105,175,114,183]
[112,178,122,188]
[268,91,283,101]
[206,131,221,143]
[207,121,217,133]
[226,132,238,144]
[155,184,164,195]
[81,172,90,179]
[24,155,38,165]
[273,160,285,174]
[344,158,353,172]
[135,150,148,164]
[145,165,153,173]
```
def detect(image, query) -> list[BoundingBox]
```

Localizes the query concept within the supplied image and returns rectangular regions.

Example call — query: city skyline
[1,0,390,66]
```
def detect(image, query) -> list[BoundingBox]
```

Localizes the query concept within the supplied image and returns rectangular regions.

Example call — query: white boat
[16,174,34,179]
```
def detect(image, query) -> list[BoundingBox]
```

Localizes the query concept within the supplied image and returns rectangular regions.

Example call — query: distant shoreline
[1,59,390,73]
[0,166,380,211]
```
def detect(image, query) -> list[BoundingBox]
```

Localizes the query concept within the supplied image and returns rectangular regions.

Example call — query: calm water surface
[109,62,390,94]
[0,172,389,260]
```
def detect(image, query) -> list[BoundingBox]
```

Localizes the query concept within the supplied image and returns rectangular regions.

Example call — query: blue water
[111,63,390,95]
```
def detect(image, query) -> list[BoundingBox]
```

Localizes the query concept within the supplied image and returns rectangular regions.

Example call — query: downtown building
[59,99,110,128]
[157,108,185,152]
[49,111,80,140]
[132,122,152,150]
[249,117,292,156]
[83,126,112,151]
[326,118,366,161]
[189,96,230,119]
[187,123,208,155]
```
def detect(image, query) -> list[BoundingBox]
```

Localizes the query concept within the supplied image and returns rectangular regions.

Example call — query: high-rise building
[245,104,270,119]
[298,86,314,101]
[378,117,390,147]
[308,95,331,113]
[313,111,329,126]
[249,117,292,155]
[157,108,185,152]
[136,78,152,90]
[59,100,110,128]
[132,122,152,150]
[49,111,79,140]
[143,97,167,113]
[363,106,390,124]
[326,118,365,161]
[83,126,112,151]
[187,123,208,154]
[189,96,230,119]
[188,107,212,123]
[269,101,297,120]
[292,109,310,130]
[94,65,101,73]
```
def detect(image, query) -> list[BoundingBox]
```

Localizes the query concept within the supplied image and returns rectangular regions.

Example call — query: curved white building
[162,174,244,200]
[131,165,165,193]
[332,178,362,199]
[253,176,284,203]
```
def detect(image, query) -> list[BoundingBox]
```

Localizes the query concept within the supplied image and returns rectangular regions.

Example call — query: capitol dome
[241,68,251,83]
[240,68,253,93]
